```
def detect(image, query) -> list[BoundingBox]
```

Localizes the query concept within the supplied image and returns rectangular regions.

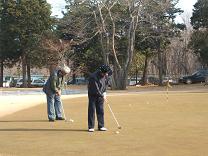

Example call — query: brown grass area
[0,92,208,156]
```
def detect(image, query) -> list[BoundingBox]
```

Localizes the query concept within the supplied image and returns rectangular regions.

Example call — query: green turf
[0,92,208,156]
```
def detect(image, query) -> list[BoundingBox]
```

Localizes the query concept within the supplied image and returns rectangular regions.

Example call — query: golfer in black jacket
[88,64,112,132]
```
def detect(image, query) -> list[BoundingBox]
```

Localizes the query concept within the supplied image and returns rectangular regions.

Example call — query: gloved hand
[103,92,107,101]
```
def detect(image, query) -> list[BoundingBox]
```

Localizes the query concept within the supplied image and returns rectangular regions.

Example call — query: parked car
[3,76,14,87]
[31,79,46,87]
[135,76,160,85]
[3,80,10,87]
[15,78,33,87]
[128,77,141,86]
[10,78,19,87]
[162,76,178,85]
[147,76,160,85]
[67,77,88,85]
[179,69,208,84]
[15,79,23,87]
[4,76,12,81]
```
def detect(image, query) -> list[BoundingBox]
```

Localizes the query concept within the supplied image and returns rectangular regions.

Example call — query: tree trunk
[111,65,127,90]
[135,66,138,84]
[142,55,149,85]
[97,4,110,65]
[72,72,76,84]
[158,50,163,86]
[49,64,57,75]
[0,59,3,87]
[27,58,31,87]
[22,54,27,88]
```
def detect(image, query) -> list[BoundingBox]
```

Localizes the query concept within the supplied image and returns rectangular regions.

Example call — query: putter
[106,102,122,129]
[61,101,74,123]
[61,86,74,123]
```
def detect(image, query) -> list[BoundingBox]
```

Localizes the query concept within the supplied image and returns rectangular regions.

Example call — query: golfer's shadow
[0,120,48,123]
[0,120,88,132]
[0,128,87,132]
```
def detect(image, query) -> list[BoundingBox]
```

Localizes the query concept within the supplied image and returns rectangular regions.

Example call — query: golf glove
[103,92,107,99]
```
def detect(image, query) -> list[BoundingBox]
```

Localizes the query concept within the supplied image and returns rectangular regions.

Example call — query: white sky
[47,0,198,23]
[47,0,66,17]
[175,0,198,23]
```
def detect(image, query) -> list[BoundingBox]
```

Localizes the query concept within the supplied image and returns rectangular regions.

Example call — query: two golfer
[43,64,112,132]
[88,64,112,132]
[43,65,71,122]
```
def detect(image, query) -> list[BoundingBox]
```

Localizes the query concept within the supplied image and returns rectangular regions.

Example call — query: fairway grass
[0,92,208,156]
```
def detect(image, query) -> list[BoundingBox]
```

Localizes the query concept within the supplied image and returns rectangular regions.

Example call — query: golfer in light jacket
[43,65,71,122]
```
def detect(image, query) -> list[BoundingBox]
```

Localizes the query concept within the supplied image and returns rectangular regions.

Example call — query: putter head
[69,119,74,122]
[64,118,74,122]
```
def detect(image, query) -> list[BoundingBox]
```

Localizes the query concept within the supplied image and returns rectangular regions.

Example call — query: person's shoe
[98,127,107,131]
[56,117,65,120]
[88,128,95,132]
[49,119,55,122]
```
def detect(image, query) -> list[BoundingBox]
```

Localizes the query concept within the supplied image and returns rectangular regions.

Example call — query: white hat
[60,65,71,74]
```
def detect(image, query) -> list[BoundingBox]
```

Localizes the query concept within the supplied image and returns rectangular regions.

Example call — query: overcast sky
[47,0,198,23]
[176,0,197,23]
[47,0,66,17]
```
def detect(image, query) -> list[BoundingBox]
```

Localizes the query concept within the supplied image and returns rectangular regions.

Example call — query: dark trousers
[88,95,104,129]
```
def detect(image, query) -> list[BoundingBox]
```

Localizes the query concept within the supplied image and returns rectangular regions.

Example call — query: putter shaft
[107,102,121,129]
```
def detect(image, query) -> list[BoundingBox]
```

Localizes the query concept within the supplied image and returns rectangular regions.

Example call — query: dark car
[179,69,208,84]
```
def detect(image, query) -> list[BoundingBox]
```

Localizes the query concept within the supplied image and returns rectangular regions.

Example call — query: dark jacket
[88,70,109,97]
[43,70,65,95]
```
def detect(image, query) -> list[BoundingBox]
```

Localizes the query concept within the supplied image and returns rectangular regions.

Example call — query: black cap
[99,64,111,73]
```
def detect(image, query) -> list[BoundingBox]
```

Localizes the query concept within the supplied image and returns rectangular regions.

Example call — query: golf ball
[70,119,74,122]
[115,131,120,134]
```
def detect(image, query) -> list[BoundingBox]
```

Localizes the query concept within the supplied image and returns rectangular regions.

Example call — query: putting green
[0,92,208,156]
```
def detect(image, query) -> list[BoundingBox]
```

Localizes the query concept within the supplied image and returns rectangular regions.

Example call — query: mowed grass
[0,92,208,156]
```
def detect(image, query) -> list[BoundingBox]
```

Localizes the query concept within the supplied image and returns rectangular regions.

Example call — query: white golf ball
[115,131,120,134]
[70,119,74,122]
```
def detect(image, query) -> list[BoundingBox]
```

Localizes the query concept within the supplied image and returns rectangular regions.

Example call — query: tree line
[0,0,207,89]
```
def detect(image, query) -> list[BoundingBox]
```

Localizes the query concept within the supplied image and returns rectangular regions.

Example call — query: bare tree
[92,0,148,89]
[41,35,74,74]
[166,13,200,78]
[61,0,182,89]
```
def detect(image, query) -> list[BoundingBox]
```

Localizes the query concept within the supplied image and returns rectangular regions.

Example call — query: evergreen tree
[6,0,52,87]
[191,0,208,29]
[0,0,21,87]
[190,0,208,67]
